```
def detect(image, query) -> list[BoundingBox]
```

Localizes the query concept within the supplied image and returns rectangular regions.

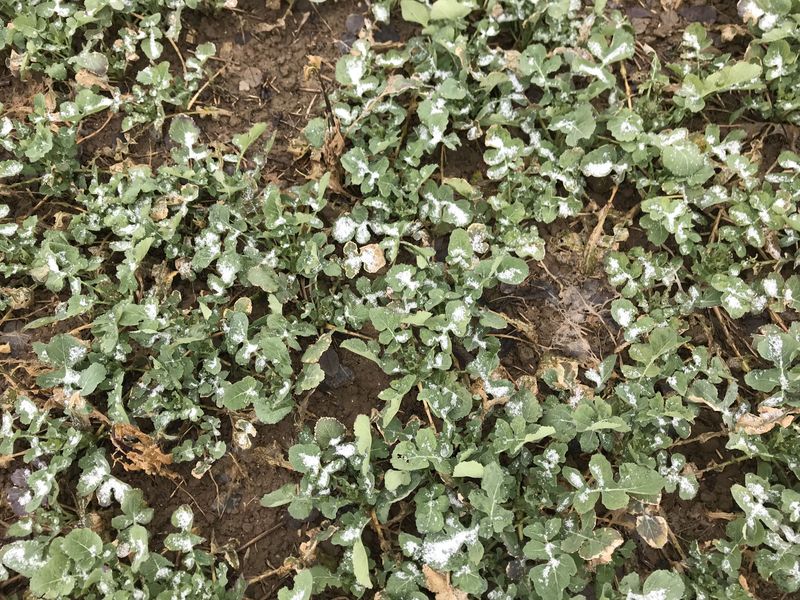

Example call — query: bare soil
[186,0,364,180]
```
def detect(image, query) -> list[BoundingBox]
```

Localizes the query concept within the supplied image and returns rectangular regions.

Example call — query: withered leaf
[423,565,468,600]
[636,514,670,549]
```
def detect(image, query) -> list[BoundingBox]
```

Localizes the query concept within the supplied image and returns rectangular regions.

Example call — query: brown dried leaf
[52,211,71,231]
[0,343,10,354]
[150,200,169,221]
[535,354,579,391]
[654,10,681,38]
[764,230,783,261]
[85,512,105,535]
[0,329,30,358]
[8,50,24,77]
[249,442,294,472]
[736,407,797,435]
[476,366,514,411]
[44,92,57,114]
[151,262,177,294]
[75,69,111,91]
[111,423,175,478]
[287,135,311,160]
[64,390,88,413]
[679,4,717,23]
[360,244,386,273]
[738,573,755,597]
[304,55,324,82]
[720,24,748,42]
[516,374,538,395]
[636,515,670,549]
[323,121,346,169]
[1,287,33,310]
[423,565,468,600]
[254,16,286,33]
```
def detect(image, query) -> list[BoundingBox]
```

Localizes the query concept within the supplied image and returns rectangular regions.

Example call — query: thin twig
[620,62,634,111]
[187,65,227,111]
[324,323,374,341]
[247,564,292,585]
[583,184,619,273]
[695,454,751,476]
[167,36,187,75]
[76,111,115,145]
[237,518,287,553]
[418,383,437,434]
[670,430,728,448]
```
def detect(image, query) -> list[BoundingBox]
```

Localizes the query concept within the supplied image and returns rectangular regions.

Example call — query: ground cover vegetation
[0,0,799,598]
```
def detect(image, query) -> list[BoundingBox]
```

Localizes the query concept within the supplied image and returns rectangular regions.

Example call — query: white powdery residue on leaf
[539,555,562,580]
[132,587,147,600]
[80,462,109,491]
[618,118,638,135]
[585,368,601,386]
[2,543,45,573]
[661,129,687,146]
[557,201,573,218]
[96,477,131,507]
[372,4,389,21]
[448,305,467,330]
[68,344,87,363]
[582,161,614,178]
[418,524,480,569]
[505,397,523,417]
[299,452,321,472]
[169,534,194,553]
[394,267,420,291]
[332,216,356,243]
[335,443,357,458]
[242,342,259,361]
[445,202,470,227]
[765,333,784,363]
[30,473,52,498]
[678,477,698,497]
[174,506,193,530]
[566,471,584,488]
[626,590,668,600]
[17,397,38,421]
[317,460,343,492]
[333,106,355,124]
[483,378,511,398]
[339,526,362,543]
[217,260,237,285]
[616,307,634,327]
[496,268,522,282]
